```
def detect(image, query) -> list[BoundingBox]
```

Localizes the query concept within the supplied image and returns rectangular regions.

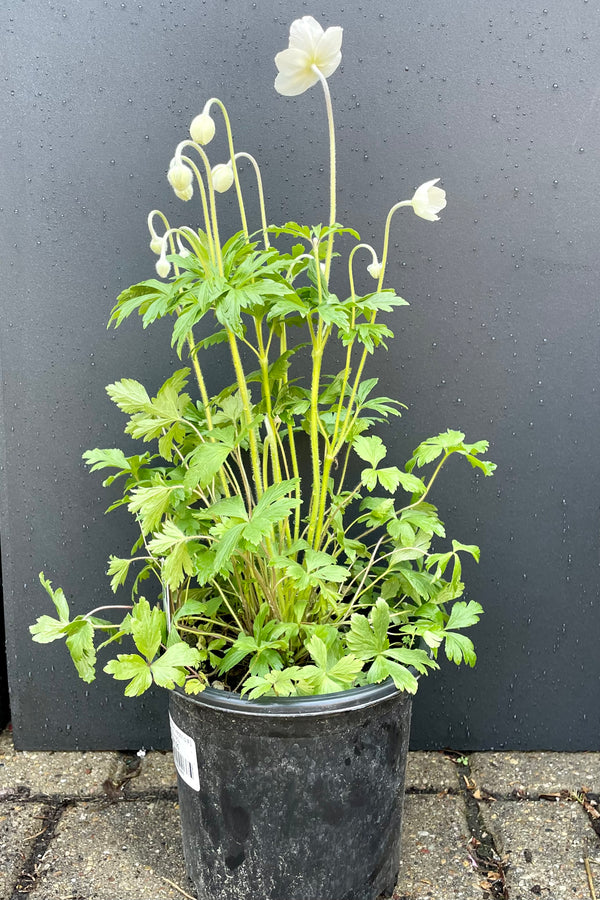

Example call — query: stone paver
[0,729,119,797]
[470,751,600,797]
[30,799,195,900]
[121,750,178,794]
[395,795,480,899]
[481,799,600,899]
[404,751,460,792]
[0,801,47,897]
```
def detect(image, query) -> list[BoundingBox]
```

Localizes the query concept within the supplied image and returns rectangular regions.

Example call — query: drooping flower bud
[174,185,194,202]
[211,162,234,193]
[367,261,382,280]
[156,255,171,278]
[176,237,191,258]
[190,113,216,145]
[150,236,164,255]
[167,161,194,193]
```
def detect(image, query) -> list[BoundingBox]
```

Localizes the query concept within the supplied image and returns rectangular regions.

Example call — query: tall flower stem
[376,199,411,290]
[204,98,249,240]
[234,152,270,249]
[313,66,337,282]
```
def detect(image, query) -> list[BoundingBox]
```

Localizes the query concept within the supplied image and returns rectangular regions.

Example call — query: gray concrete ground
[1,730,599,900]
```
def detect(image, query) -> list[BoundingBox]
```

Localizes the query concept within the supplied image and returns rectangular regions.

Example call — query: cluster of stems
[148,80,416,623]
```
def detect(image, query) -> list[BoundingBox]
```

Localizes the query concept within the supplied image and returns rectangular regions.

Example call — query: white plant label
[169,714,200,791]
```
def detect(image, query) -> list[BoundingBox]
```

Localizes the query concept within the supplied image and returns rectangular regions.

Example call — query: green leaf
[104,654,153,697]
[130,598,165,661]
[107,556,134,593]
[452,540,481,563]
[39,573,70,621]
[64,618,96,683]
[184,442,231,490]
[396,471,426,495]
[353,435,387,467]
[366,656,419,693]
[128,483,185,534]
[150,643,201,689]
[147,522,198,589]
[371,599,390,647]
[302,636,363,693]
[445,600,483,631]
[184,677,208,695]
[106,378,151,414]
[346,611,386,659]
[83,448,130,474]
[30,615,68,644]
[444,632,477,667]
[377,467,403,493]
[242,479,301,545]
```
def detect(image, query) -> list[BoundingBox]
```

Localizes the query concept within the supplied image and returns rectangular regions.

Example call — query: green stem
[227,331,263,499]
[376,199,411,290]
[179,156,216,266]
[312,67,337,282]
[234,152,270,248]
[204,98,249,240]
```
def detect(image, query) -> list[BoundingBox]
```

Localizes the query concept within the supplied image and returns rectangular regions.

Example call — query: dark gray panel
[1,1,598,749]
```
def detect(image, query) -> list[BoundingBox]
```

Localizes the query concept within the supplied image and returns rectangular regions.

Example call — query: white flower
[190,113,215,145]
[410,179,447,222]
[156,255,171,278]
[211,162,234,193]
[149,236,164,255]
[167,161,193,193]
[367,261,382,280]
[275,16,343,96]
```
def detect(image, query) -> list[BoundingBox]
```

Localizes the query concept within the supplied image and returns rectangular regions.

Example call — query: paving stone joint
[1,734,599,900]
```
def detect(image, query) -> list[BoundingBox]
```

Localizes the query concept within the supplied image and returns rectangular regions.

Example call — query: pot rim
[171,677,411,718]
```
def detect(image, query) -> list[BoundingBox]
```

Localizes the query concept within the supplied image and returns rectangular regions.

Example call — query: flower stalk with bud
[32,16,494,701]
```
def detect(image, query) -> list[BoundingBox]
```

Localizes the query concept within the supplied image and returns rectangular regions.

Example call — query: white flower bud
[167,161,193,193]
[367,261,382,279]
[174,185,194,202]
[150,236,164,255]
[190,113,216,145]
[211,162,234,193]
[156,256,171,278]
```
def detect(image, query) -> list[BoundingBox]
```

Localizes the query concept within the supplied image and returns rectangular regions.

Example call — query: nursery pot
[169,680,413,900]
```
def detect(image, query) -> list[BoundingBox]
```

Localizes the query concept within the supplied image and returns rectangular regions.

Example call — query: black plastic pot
[169,680,413,900]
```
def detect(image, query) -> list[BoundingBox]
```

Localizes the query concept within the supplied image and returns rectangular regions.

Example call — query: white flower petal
[289,16,324,52]
[275,17,343,96]
[275,48,318,96]
[275,68,319,96]
[314,26,343,77]
[411,179,447,221]
[275,47,311,76]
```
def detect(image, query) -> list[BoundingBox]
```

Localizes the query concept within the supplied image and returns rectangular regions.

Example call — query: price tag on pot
[169,715,200,792]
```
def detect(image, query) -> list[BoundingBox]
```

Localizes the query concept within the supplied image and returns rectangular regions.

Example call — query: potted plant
[31,15,495,900]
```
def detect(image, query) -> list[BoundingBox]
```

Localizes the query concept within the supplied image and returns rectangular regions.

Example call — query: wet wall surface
[1,1,599,749]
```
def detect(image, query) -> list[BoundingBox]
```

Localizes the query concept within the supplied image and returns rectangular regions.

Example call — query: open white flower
[410,179,447,222]
[275,16,343,96]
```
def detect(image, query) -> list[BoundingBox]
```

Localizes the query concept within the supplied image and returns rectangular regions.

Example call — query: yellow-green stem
[235,152,270,248]
[205,98,249,240]
[312,67,337,282]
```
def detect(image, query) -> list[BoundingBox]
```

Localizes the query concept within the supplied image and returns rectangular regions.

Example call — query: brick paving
[1,731,598,899]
